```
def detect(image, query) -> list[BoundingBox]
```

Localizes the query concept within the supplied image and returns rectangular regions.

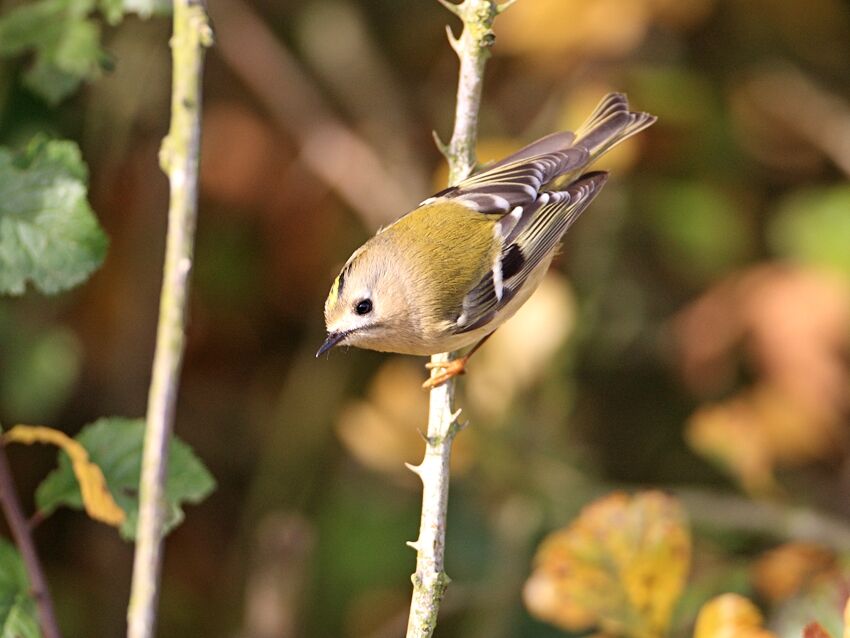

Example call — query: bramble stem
[126,3,212,637]
[406,2,505,636]
[0,445,61,638]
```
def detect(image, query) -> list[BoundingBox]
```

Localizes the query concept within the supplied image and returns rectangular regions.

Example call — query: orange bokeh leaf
[675,264,850,493]
[4,424,125,527]
[751,542,837,603]
[693,594,777,638]
[804,622,834,638]
[524,491,690,638]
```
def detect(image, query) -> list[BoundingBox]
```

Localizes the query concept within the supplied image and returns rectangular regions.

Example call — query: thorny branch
[405,2,507,637]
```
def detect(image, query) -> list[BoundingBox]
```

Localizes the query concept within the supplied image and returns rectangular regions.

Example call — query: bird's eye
[355,299,373,315]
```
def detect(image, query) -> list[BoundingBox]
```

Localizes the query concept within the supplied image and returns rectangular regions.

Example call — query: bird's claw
[422,358,467,389]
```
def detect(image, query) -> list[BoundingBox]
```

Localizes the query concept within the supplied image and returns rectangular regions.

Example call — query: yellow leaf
[4,424,125,527]
[693,594,777,638]
[524,491,690,638]
[496,0,651,62]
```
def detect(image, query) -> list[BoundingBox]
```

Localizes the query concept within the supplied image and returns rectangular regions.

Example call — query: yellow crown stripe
[326,273,342,307]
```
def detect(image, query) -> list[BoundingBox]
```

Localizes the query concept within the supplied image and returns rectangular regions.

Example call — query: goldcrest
[318,93,655,384]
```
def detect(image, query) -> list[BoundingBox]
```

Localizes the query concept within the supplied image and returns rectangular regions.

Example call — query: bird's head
[317,239,413,356]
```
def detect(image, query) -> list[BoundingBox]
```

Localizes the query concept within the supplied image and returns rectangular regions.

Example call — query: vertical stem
[126,3,212,638]
[0,446,61,638]
[406,2,505,637]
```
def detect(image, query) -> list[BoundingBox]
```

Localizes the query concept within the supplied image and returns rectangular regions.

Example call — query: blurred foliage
[0,0,169,103]
[692,593,775,638]
[770,186,850,280]
[0,0,848,635]
[0,320,81,422]
[0,538,39,638]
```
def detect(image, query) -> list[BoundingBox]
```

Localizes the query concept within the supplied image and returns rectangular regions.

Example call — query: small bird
[318,93,656,388]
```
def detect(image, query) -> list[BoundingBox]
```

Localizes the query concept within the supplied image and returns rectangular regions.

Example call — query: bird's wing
[424,93,654,217]
[423,146,590,216]
[572,92,656,162]
[453,171,608,334]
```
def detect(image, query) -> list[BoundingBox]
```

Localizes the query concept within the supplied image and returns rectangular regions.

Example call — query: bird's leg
[422,333,493,389]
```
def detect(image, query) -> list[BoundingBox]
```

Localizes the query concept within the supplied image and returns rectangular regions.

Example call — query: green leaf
[0,539,40,638]
[0,0,168,103]
[0,0,107,104]
[769,185,850,279]
[35,417,215,540]
[23,17,107,104]
[645,180,751,283]
[98,0,126,24]
[102,0,172,21]
[0,137,108,295]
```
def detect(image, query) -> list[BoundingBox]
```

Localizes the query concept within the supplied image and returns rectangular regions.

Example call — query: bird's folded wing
[424,146,590,216]
[453,171,608,334]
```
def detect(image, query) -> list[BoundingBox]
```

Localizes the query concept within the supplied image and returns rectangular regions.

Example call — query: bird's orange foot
[422,358,468,389]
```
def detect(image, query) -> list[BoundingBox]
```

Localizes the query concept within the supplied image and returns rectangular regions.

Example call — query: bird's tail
[573,92,657,161]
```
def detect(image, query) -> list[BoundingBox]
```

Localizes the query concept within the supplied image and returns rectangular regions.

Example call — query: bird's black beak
[316,331,348,357]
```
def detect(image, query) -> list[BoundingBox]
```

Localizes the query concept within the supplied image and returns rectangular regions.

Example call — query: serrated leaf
[0,539,40,638]
[0,137,107,295]
[36,417,215,540]
[524,491,691,638]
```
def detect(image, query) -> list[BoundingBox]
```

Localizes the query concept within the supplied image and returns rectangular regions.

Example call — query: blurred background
[1,0,850,635]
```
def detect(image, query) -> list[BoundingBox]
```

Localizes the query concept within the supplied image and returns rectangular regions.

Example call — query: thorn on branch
[405,462,424,478]
[446,408,468,437]
[432,130,450,159]
[445,25,462,54]
[497,0,518,13]
[406,540,421,551]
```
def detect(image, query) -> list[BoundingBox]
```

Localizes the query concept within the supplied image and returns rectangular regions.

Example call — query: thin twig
[0,445,62,638]
[126,3,212,638]
[405,2,505,637]
[741,66,850,178]
[676,487,850,552]
[210,0,418,229]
